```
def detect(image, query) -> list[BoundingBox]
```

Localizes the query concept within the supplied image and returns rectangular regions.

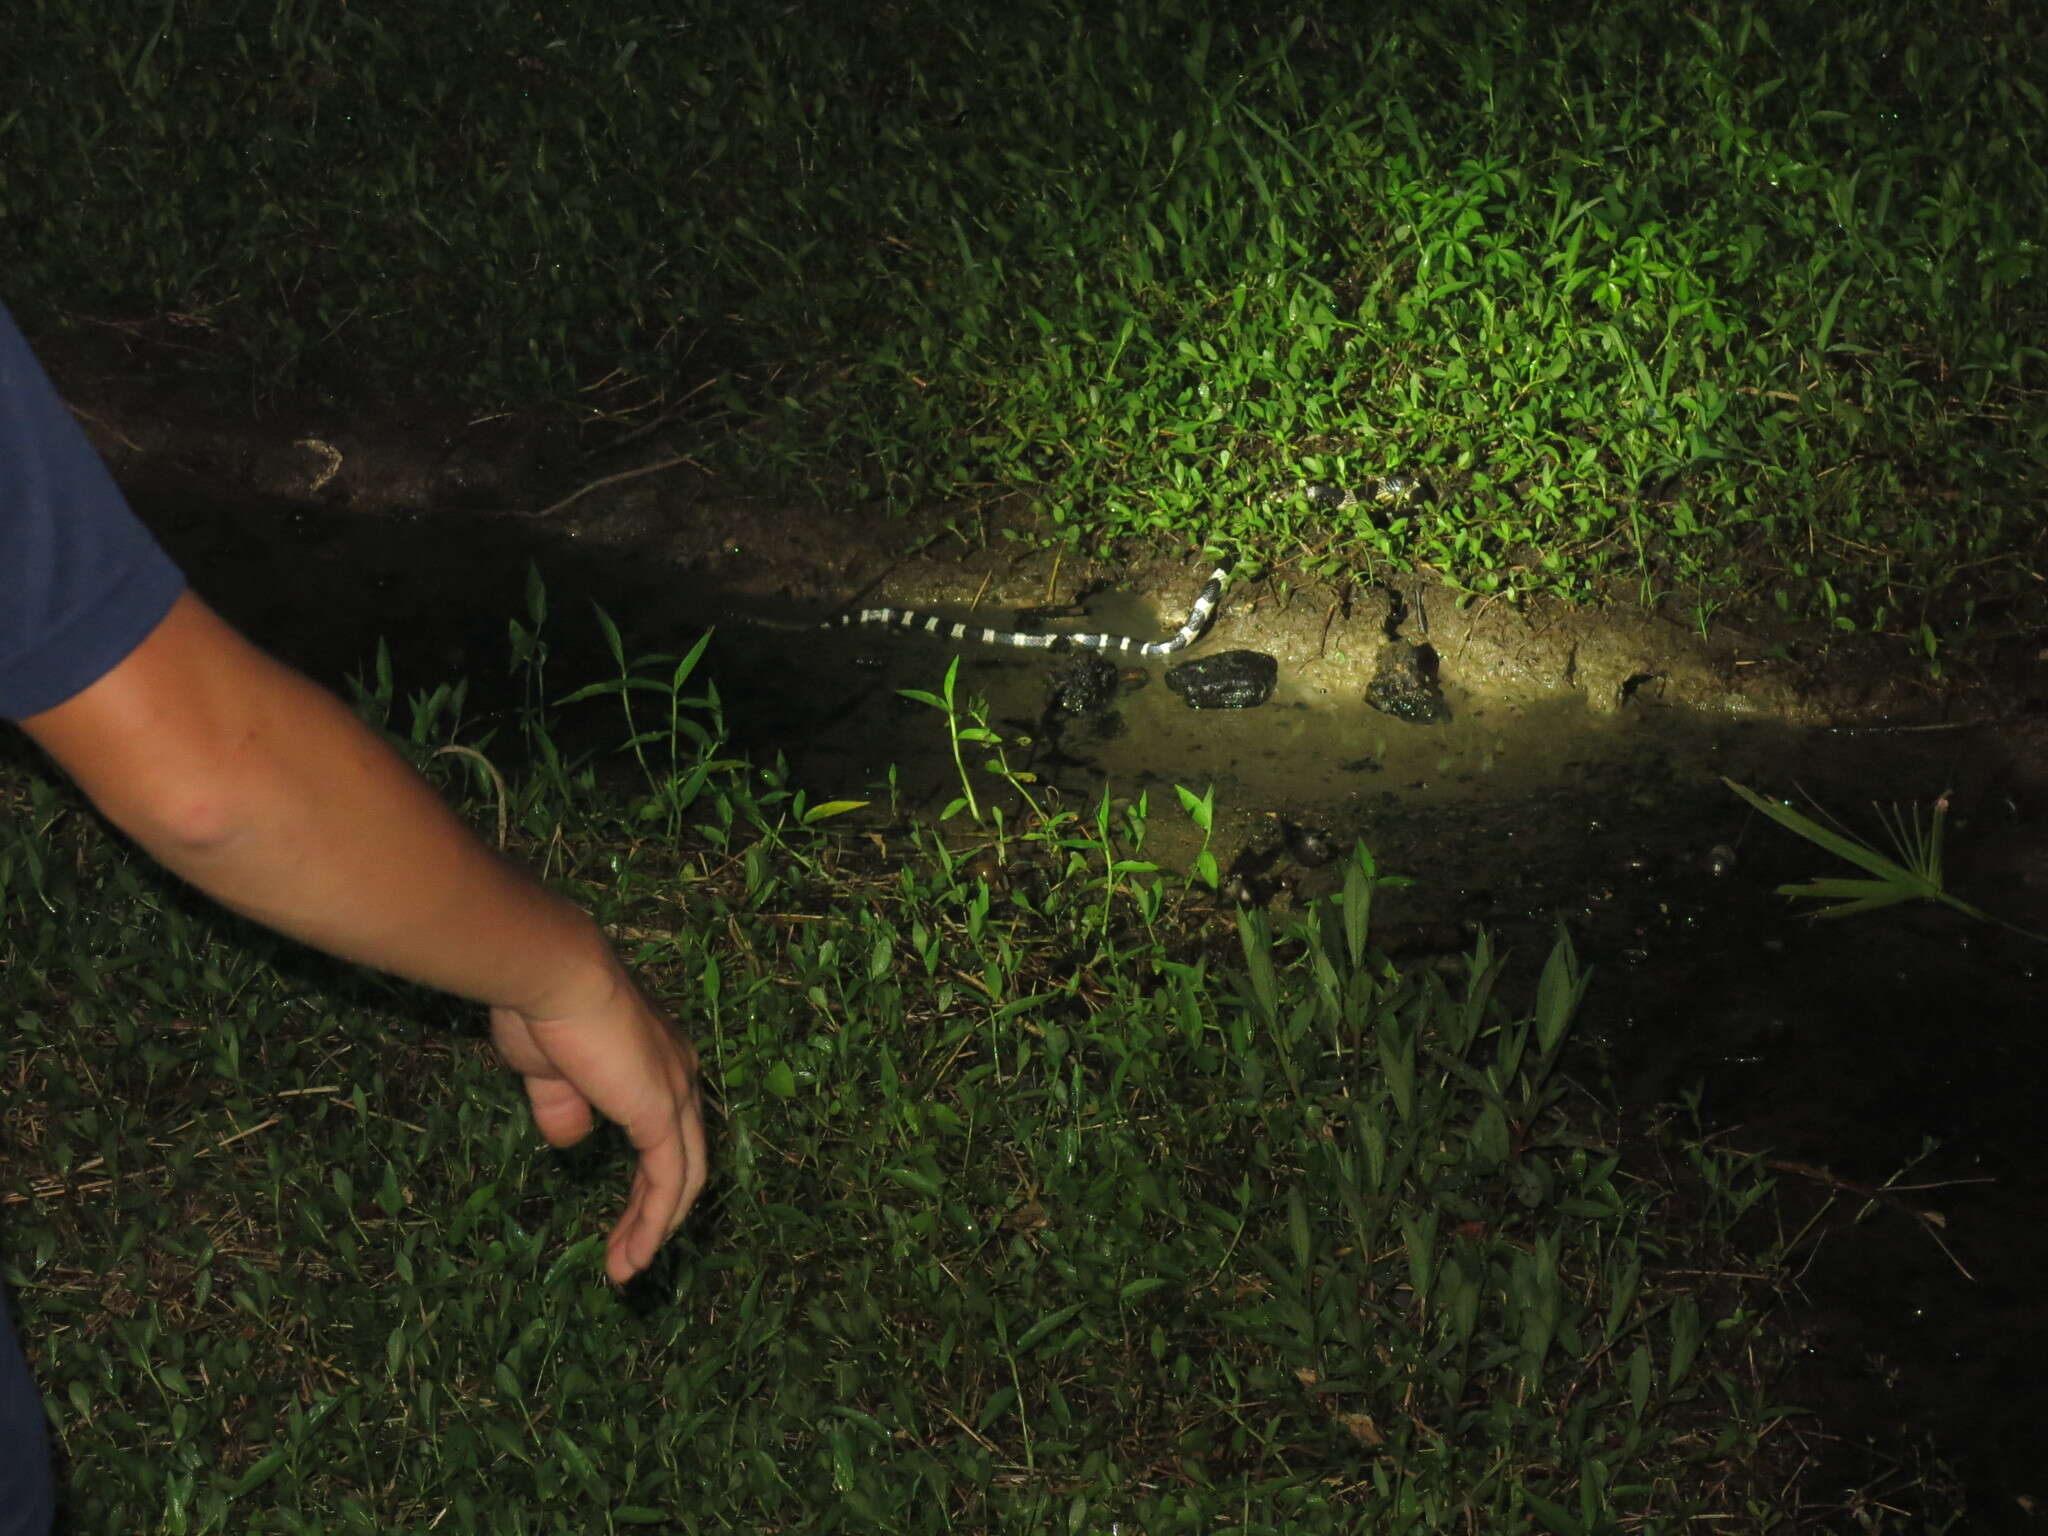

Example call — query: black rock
[1365,641,1450,724]
[1046,651,1121,716]
[1281,822,1340,868]
[1164,650,1278,709]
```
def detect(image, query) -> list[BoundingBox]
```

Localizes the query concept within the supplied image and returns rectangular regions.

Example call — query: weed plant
[0,615,1955,1532]
[1726,777,2047,942]
[3,0,2045,629]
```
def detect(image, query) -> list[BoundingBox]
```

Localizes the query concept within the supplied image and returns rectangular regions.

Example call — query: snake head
[1373,472,1422,504]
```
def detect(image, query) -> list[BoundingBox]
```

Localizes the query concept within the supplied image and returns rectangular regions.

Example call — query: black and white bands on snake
[834,560,1235,656]
[827,474,1419,656]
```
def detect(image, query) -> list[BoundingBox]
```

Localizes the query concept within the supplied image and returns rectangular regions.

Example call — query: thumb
[522,1068,597,1147]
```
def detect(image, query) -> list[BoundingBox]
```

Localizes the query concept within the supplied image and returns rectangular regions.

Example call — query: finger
[609,1134,686,1284]
[605,1176,650,1285]
[674,1069,709,1232]
[606,1062,704,1281]
[608,1169,672,1284]
[523,1072,596,1148]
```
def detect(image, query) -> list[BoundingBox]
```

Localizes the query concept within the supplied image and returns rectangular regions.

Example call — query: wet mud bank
[67,387,2048,1527]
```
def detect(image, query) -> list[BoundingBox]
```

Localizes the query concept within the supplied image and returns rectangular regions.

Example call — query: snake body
[1282,472,1422,514]
[830,474,1420,656]
[834,560,1234,656]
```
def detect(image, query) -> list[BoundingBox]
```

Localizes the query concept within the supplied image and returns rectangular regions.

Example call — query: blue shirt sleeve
[0,301,188,721]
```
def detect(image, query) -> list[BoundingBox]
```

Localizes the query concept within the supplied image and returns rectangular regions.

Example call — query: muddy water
[136,480,2045,1529]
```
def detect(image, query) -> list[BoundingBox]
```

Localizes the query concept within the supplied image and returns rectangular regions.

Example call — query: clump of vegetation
[3,0,2044,628]
[1727,777,2047,941]
[0,598,1957,1531]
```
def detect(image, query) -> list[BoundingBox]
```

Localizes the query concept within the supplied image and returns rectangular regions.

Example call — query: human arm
[18,589,706,1283]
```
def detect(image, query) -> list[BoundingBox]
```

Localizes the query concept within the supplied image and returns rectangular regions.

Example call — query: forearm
[21,592,615,1020]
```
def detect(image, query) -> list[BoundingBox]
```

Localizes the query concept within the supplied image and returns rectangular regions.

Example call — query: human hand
[489,968,708,1285]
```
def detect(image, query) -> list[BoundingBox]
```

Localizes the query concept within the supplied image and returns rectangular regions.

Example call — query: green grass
[0,613,1959,1532]
[3,0,2044,631]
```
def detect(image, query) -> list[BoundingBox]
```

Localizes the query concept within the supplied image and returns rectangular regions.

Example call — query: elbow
[80,726,270,859]
[136,788,251,855]
[19,592,306,860]
[97,772,254,860]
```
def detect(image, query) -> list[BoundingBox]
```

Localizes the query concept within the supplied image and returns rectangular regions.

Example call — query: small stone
[1365,641,1450,724]
[1046,652,1120,716]
[1282,822,1340,867]
[1164,649,1278,709]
